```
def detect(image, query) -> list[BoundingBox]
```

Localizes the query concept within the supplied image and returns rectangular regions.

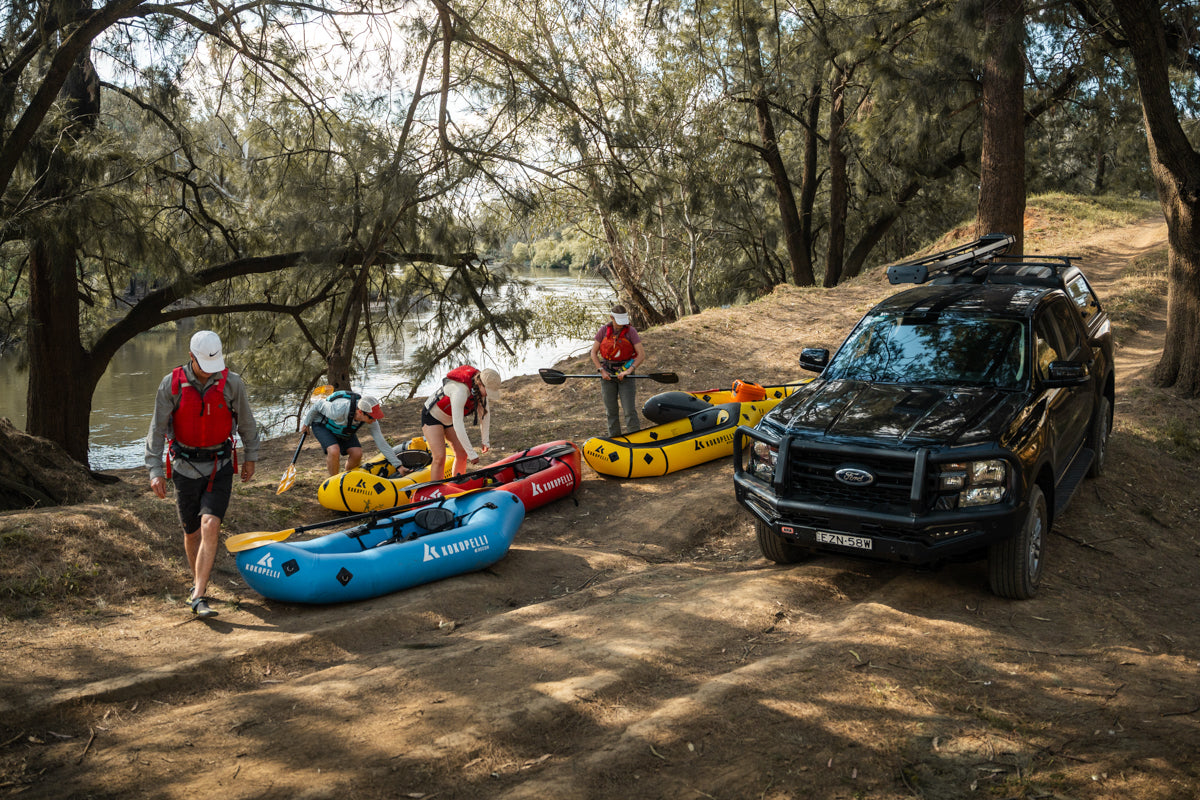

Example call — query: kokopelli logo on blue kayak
[423,535,492,562]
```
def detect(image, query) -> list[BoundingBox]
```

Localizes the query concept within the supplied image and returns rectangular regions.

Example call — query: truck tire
[988,485,1046,600]
[1087,395,1111,479]
[756,519,808,564]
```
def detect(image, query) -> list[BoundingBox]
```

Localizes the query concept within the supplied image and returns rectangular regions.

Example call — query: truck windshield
[826,313,1027,388]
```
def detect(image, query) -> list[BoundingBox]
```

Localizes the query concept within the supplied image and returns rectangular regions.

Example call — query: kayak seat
[399,450,434,470]
[512,457,551,477]
[414,506,457,533]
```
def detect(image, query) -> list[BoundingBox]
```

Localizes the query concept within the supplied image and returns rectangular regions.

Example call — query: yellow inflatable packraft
[582,382,804,478]
[317,437,456,512]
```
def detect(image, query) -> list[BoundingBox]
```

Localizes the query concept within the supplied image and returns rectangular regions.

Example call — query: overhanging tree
[0,0,539,465]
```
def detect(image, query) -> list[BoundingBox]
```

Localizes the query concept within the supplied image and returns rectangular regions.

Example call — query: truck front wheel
[988,485,1046,600]
[756,519,809,564]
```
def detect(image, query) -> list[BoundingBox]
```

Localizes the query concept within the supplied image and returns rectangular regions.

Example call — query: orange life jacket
[598,323,636,363]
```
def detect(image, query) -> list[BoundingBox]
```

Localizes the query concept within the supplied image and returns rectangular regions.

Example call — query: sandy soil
[2,216,1198,800]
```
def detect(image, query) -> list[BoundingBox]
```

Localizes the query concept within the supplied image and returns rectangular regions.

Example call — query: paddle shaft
[288,432,307,465]
[539,368,677,384]
[398,443,577,497]
[225,491,453,554]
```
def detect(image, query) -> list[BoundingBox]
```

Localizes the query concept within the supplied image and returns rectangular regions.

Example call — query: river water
[0,266,611,469]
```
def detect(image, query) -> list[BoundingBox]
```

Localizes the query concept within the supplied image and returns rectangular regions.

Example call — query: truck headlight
[938,459,1007,507]
[747,440,778,481]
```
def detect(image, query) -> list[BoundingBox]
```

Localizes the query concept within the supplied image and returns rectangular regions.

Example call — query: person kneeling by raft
[421,366,501,479]
[303,391,405,476]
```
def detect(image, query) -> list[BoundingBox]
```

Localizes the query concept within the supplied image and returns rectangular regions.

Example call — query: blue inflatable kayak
[234,490,525,604]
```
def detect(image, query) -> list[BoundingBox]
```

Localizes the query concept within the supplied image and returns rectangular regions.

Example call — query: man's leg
[325,444,342,476]
[189,512,222,600]
[345,446,364,472]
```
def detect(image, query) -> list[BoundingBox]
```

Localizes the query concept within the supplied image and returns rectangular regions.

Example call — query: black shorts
[172,462,235,534]
[421,405,451,429]
[312,421,362,454]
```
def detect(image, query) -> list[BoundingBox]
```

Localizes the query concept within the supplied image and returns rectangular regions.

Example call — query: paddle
[397,442,579,497]
[275,432,307,495]
[225,492,461,553]
[539,368,679,385]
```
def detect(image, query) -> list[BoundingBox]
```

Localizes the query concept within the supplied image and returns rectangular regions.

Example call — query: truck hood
[766,379,1023,446]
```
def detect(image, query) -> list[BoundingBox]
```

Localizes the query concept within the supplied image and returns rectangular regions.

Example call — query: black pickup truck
[733,234,1114,598]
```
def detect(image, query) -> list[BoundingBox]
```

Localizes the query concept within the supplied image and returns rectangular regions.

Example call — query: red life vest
[433,365,482,418]
[170,366,234,450]
[598,323,636,363]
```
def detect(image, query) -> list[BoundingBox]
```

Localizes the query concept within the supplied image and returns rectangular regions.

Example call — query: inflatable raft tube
[408,440,583,512]
[642,381,810,424]
[583,393,789,478]
[235,490,525,604]
[318,438,456,513]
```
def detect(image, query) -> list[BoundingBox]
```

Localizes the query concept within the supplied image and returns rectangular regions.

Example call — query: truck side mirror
[1043,360,1089,387]
[799,348,830,373]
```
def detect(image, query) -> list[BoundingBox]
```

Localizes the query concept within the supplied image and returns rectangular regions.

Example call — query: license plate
[816,531,873,550]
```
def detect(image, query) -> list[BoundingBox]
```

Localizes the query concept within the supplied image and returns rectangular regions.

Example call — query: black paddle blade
[538,368,568,385]
[652,372,680,383]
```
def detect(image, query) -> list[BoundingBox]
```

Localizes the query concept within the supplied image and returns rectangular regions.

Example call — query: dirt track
[3,216,1199,800]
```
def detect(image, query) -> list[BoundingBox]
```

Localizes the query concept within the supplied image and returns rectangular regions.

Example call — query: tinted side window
[1064,274,1100,324]
[1048,299,1086,358]
[1034,315,1062,380]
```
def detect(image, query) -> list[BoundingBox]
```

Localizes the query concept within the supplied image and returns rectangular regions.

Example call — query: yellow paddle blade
[225,528,297,553]
[275,464,297,495]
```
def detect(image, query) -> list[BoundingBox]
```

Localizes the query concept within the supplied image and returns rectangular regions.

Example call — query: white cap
[479,368,502,396]
[189,330,225,373]
[357,395,384,420]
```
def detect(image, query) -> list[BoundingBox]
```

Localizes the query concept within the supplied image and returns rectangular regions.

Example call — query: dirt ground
[2,214,1199,800]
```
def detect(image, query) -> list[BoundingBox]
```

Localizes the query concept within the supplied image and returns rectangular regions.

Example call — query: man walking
[146,330,260,618]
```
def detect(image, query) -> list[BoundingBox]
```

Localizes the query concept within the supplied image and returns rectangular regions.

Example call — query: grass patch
[1104,250,1169,342]
[1028,192,1160,231]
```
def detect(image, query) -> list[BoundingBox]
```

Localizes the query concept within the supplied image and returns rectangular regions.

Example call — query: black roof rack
[887,233,1016,285]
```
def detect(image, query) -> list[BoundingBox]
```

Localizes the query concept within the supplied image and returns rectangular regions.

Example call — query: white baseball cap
[189,330,225,372]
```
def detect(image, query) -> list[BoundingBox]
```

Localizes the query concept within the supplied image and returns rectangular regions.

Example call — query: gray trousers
[601,376,640,436]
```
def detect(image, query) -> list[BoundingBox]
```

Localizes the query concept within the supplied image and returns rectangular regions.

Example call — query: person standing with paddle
[590,304,647,436]
[421,366,501,479]
[301,391,404,477]
[145,330,260,619]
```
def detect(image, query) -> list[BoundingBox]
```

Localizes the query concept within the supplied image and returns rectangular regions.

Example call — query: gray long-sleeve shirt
[145,364,261,481]
[302,393,400,467]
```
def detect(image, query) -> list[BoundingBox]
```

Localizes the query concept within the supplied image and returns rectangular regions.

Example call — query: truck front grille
[784,445,929,513]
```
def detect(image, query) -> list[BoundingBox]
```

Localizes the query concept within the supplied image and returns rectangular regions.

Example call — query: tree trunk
[753,93,816,287]
[798,82,822,275]
[1110,0,1200,395]
[596,206,670,328]
[824,64,848,288]
[976,0,1027,254]
[25,34,101,466]
[27,237,95,465]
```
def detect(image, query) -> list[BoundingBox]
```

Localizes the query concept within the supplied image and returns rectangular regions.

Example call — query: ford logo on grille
[835,466,875,486]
